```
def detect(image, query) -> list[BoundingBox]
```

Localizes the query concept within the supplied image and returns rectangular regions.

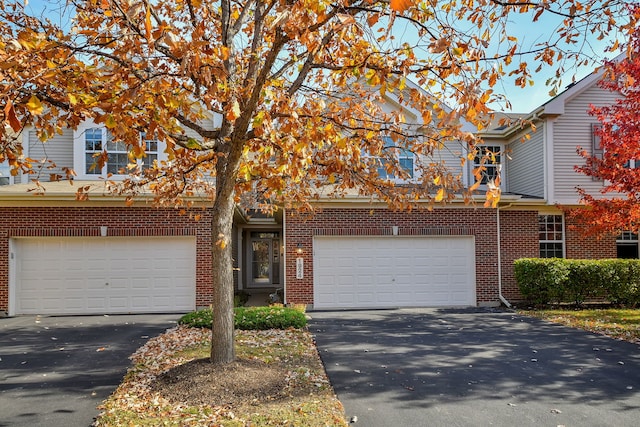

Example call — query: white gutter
[282,208,287,305]
[496,203,513,308]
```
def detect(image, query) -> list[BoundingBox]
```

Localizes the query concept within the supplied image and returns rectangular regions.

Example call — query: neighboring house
[0,69,627,316]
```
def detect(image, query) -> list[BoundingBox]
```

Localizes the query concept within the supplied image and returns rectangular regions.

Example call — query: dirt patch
[151,357,290,408]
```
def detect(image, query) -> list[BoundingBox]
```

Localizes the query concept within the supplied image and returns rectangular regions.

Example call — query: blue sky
[21,0,621,113]
[489,9,621,113]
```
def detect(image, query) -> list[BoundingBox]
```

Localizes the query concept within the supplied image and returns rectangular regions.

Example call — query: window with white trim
[0,160,12,185]
[140,133,159,170]
[78,126,160,178]
[473,145,501,185]
[592,123,637,171]
[617,231,639,259]
[538,214,564,258]
[84,127,105,174]
[374,136,415,180]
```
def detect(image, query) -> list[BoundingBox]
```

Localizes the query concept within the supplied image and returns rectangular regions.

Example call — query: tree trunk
[210,190,236,364]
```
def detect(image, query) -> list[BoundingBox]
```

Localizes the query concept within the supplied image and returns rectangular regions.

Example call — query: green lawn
[519,308,640,343]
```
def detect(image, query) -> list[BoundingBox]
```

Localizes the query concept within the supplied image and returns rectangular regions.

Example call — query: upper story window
[374,136,415,181]
[140,133,159,170]
[84,127,106,174]
[539,214,564,258]
[75,125,162,179]
[591,123,637,169]
[0,160,12,185]
[473,145,502,185]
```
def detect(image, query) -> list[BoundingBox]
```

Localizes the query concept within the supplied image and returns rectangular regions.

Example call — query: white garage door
[313,236,475,309]
[12,237,196,315]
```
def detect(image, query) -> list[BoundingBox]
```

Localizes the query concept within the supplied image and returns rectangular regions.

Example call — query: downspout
[497,203,513,308]
[282,208,287,305]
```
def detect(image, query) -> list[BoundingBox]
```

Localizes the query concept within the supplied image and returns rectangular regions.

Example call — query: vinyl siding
[552,84,621,204]
[423,140,466,180]
[25,128,74,183]
[506,124,544,198]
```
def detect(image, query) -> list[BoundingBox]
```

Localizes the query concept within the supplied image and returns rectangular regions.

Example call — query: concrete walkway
[310,308,640,427]
[0,314,180,427]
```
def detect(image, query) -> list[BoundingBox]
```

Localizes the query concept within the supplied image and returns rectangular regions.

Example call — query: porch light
[296,243,304,254]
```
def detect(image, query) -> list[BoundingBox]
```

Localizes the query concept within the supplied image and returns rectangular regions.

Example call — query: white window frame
[471,144,504,188]
[0,159,13,185]
[538,214,565,258]
[371,136,418,183]
[0,131,30,185]
[592,123,638,174]
[616,231,639,258]
[73,122,166,180]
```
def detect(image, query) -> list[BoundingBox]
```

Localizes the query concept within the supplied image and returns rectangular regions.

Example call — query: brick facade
[284,207,502,306]
[498,210,539,301]
[0,204,624,315]
[565,216,617,259]
[0,206,213,314]
[284,207,621,307]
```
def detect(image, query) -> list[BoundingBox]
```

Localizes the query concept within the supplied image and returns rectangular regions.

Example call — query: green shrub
[514,258,569,305]
[179,306,307,330]
[514,258,640,306]
[235,306,307,330]
[609,260,640,306]
[178,308,213,329]
[565,260,603,305]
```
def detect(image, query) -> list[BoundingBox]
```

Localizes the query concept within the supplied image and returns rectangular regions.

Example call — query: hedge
[514,258,640,306]
[178,306,307,330]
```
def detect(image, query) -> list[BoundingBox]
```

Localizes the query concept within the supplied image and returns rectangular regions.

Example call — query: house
[0,68,626,316]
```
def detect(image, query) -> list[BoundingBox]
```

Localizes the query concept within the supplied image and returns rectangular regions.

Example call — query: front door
[248,232,280,287]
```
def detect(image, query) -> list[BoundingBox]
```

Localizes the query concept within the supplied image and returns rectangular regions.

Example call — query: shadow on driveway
[0,314,180,427]
[310,308,640,427]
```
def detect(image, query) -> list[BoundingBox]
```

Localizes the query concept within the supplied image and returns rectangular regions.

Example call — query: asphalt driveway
[310,308,640,427]
[0,314,180,427]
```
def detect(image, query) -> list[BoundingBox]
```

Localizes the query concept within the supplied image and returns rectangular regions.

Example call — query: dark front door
[248,232,280,287]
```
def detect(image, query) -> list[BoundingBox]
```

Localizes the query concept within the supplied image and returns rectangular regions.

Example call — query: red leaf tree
[574,24,640,236]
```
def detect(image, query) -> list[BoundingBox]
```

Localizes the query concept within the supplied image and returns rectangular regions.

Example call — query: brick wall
[285,207,501,306]
[499,212,619,304]
[565,215,617,259]
[284,207,623,307]
[499,211,539,301]
[0,206,213,313]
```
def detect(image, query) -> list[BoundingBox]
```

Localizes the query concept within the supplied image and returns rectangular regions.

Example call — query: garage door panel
[313,236,475,309]
[13,237,196,315]
[87,298,106,310]
[376,292,395,303]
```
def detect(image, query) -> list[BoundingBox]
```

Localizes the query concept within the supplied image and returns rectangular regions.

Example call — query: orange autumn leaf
[390,0,413,13]
[4,100,21,132]
[145,5,152,40]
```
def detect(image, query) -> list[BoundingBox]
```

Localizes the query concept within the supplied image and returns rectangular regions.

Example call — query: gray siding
[424,140,466,180]
[552,84,621,203]
[26,128,74,183]
[506,124,544,198]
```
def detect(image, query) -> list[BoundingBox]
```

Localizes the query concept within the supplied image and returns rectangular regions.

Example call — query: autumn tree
[1,0,634,363]
[573,23,640,236]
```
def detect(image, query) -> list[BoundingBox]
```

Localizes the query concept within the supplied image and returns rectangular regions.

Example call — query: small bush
[179,306,307,330]
[235,306,307,330]
[178,308,213,329]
